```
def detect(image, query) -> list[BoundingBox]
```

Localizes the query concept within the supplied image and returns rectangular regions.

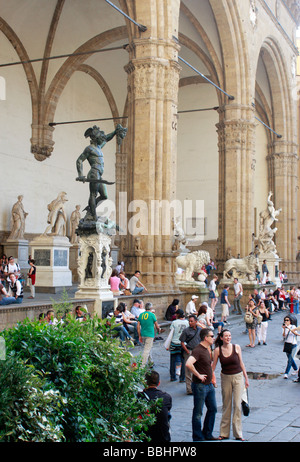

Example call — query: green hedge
[0,315,157,442]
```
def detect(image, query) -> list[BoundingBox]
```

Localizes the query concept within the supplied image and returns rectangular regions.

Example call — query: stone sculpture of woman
[70,205,81,244]
[8,195,28,240]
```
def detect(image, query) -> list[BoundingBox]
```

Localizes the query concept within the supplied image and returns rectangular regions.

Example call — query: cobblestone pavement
[132,305,300,443]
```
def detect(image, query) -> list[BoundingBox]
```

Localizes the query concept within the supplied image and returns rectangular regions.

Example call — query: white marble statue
[43,191,68,236]
[258,192,281,254]
[223,254,259,282]
[176,250,210,282]
[8,195,28,240]
[70,205,81,244]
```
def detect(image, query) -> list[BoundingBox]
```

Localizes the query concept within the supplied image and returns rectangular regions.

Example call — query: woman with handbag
[282,317,300,379]
[244,299,259,348]
[212,329,249,441]
[257,300,269,345]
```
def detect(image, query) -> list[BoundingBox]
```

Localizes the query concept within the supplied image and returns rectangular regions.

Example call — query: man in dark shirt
[142,371,172,442]
[186,328,217,442]
[180,315,202,395]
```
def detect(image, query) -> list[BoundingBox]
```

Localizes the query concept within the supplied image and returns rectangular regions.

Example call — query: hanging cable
[178,107,219,114]
[255,116,282,138]
[178,56,235,100]
[49,116,128,127]
[105,0,147,32]
[0,45,127,68]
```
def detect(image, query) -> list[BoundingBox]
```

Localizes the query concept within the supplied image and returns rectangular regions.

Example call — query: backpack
[244,311,253,324]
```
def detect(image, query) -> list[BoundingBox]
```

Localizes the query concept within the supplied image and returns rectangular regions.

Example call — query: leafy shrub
[2,316,156,442]
[0,356,64,442]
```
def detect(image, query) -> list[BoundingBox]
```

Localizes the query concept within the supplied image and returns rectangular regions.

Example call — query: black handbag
[241,388,250,417]
[283,342,293,354]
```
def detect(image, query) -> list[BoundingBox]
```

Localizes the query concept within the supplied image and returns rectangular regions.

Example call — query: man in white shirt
[233,278,243,314]
[129,271,148,295]
[4,256,21,278]
[185,295,198,316]
[131,299,145,319]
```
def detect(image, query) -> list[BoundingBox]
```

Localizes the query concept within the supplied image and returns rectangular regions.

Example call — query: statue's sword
[76,177,115,185]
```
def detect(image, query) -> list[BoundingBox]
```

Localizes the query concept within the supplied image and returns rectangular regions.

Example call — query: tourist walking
[245,298,259,347]
[208,275,218,311]
[282,316,300,379]
[233,278,243,314]
[212,329,249,441]
[27,258,36,299]
[180,315,202,395]
[220,285,231,324]
[168,309,188,382]
[137,302,161,366]
[186,328,218,441]
[257,300,269,345]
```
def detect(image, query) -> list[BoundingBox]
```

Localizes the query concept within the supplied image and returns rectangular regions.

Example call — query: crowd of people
[129,276,300,443]
[1,252,300,442]
[109,262,148,296]
[0,254,36,305]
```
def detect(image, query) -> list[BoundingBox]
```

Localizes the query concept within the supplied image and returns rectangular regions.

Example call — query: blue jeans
[170,350,185,381]
[285,344,298,375]
[0,297,18,306]
[132,287,144,295]
[113,325,131,341]
[293,300,299,314]
[191,382,217,441]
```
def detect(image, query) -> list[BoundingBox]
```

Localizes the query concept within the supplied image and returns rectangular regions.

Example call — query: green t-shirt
[138,311,157,338]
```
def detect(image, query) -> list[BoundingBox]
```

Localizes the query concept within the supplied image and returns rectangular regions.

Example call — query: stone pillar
[216,105,256,267]
[122,2,181,292]
[267,140,298,276]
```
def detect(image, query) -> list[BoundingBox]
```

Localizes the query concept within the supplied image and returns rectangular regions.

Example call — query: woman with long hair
[212,329,249,441]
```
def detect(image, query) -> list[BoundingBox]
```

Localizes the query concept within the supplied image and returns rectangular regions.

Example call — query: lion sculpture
[223,254,259,282]
[176,250,210,282]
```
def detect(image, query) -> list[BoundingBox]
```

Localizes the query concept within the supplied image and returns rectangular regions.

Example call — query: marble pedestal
[259,252,281,286]
[75,231,117,317]
[175,280,209,305]
[4,239,29,272]
[30,234,72,292]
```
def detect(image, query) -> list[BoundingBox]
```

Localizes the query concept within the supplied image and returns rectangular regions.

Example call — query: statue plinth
[75,220,117,317]
[4,238,29,272]
[30,234,72,292]
[258,252,281,286]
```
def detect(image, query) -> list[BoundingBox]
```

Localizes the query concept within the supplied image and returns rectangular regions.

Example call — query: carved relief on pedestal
[77,233,112,290]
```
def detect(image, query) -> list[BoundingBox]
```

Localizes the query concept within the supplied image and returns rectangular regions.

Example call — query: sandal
[246,344,251,347]
[218,436,229,440]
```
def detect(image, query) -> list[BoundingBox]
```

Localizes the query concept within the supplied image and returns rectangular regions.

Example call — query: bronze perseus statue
[76,124,127,222]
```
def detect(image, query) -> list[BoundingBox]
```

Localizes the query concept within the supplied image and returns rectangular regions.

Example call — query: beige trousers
[141,337,154,366]
[220,371,244,439]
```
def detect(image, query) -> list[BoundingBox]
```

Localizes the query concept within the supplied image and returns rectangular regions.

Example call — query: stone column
[267,140,298,276]
[122,3,181,292]
[216,105,256,267]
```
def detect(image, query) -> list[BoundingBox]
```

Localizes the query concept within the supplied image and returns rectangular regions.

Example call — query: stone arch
[259,37,293,141]
[0,16,39,121]
[32,26,129,160]
[255,36,298,268]
[209,0,251,105]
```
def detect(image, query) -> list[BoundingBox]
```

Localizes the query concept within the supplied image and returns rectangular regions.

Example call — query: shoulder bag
[244,311,253,324]
[241,387,250,416]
